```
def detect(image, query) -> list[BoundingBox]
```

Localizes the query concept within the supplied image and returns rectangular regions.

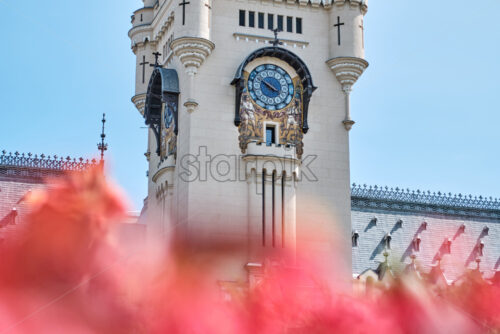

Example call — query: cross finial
[151,52,162,68]
[271,28,283,47]
[97,113,108,166]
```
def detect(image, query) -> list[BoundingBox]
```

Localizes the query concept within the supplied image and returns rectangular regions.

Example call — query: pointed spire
[97,113,108,166]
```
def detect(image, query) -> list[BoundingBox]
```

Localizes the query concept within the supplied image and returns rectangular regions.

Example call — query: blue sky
[1,1,499,210]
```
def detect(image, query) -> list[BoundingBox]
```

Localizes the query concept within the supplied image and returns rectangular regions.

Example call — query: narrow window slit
[249,11,255,28]
[277,15,283,31]
[296,18,302,34]
[286,16,293,32]
[239,10,246,26]
[268,14,274,30]
[262,170,266,246]
[272,171,276,248]
[281,173,285,248]
[258,12,264,29]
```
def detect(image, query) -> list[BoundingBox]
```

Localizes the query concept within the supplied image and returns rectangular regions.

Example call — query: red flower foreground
[0,169,497,333]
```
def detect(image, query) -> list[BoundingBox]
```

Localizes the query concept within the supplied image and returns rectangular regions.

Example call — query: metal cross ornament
[271,28,283,47]
[334,16,345,45]
[179,0,190,25]
[139,55,149,83]
[204,0,211,28]
[150,52,162,68]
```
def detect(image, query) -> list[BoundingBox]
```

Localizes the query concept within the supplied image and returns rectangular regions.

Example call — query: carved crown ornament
[326,57,368,131]
[326,57,369,89]
[132,94,146,116]
[171,37,215,74]
[224,0,367,12]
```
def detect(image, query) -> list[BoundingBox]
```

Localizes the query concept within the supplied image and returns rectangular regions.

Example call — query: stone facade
[130,0,368,283]
[129,1,499,287]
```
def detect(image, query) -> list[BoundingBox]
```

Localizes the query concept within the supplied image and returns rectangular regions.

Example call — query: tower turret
[327,0,369,130]
[129,4,155,115]
[129,0,372,287]
[175,0,211,39]
[171,0,214,112]
[329,0,367,59]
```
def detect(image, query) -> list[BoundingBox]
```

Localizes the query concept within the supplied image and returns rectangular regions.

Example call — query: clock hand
[263,80,279,92]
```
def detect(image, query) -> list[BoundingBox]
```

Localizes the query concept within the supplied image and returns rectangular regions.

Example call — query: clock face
[248,64,294,110]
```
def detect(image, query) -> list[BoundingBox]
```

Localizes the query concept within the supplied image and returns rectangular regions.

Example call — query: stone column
[274,172,284,249]
[264,171,274,248]
[283,171,297,253]
[246,168,263,262]
[326,57,368,130]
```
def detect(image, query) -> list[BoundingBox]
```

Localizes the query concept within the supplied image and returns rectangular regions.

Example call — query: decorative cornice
[128,24,153,40]
[0,150,97,181]
[246,0,368,12]
[132,6,154,16]
[351,183,500,220]
[171,37,215,72]
[333,0,368,14]
[233,33,308,49]
[153,11,174,41]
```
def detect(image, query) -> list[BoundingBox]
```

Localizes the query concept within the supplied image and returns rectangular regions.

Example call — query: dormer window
[352,231,359,247]
[384,233,392,249]
[266,125,276,146]
[477,241,485,256]
[421,221,428,230]
[10,207,18,225]
[413,235,421,252]
[445,238,452,253]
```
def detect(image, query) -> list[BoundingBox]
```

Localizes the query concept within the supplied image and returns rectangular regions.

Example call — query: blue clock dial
[248,64,294,110]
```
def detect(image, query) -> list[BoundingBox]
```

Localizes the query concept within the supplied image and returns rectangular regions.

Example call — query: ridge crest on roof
[351,183,500,215]
[0,150,97,173]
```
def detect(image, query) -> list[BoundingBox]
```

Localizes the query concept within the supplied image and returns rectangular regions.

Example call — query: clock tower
[129,0,368,284]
